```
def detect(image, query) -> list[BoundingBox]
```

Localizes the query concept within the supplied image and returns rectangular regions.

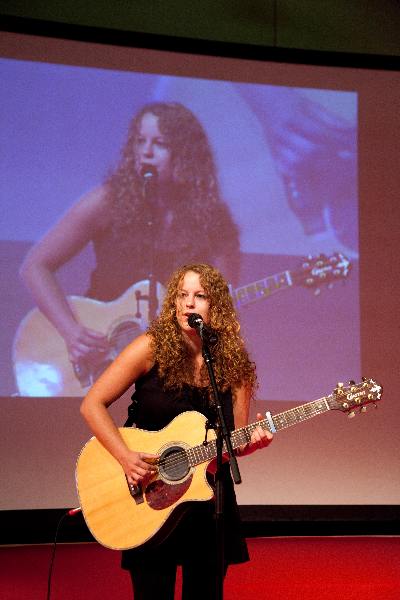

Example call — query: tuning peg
[349,380,355,385]
[360,406,367,413]
[335,383,345,396]
[348,411,356,418]
[314,288,321,296]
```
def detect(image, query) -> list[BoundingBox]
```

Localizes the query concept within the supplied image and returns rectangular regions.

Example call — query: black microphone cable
[46,508,81,600]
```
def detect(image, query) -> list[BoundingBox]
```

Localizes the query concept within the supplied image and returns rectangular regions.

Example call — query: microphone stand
[136,167,159,322]
[200,328,241,600]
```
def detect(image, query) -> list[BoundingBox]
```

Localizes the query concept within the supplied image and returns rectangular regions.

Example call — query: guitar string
[129,381,374,476]
[137,387,375,480]
[149,420,272,478]
[150,395,354,474]
[150,421,266,476]
[153,401,328,471]
[153,405,320,473]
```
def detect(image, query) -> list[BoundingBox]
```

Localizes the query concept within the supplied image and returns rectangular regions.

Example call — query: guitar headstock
[328,378,383,417]
[294,252,351,294]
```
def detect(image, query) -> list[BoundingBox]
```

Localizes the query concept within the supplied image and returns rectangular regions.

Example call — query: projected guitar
[75,378,382,550]
[13,252,350,396]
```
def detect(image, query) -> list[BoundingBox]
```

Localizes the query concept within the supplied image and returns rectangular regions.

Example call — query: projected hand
[273,97,357,250]
[237,85,357,251]
[65,323,110,363]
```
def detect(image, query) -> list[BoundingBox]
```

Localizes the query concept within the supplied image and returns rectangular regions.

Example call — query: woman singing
[80,263,272,599]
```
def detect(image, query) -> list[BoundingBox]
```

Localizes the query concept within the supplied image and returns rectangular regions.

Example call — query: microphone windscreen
[188,313,202,328]
[140,164,158,179]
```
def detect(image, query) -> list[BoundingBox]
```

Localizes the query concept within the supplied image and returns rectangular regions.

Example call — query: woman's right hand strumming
[64,322,110,364]
[120,449,158,487]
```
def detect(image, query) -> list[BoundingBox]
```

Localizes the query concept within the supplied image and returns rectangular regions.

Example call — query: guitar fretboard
[186,396,331,467]
[231,271,292,309]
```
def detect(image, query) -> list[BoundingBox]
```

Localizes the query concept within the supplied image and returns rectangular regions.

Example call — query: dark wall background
[0,0,399,57]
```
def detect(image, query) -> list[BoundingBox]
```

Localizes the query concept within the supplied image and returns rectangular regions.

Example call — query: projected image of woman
[19,102,239,392]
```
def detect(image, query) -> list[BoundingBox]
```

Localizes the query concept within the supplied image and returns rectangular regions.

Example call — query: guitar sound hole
[158,446,189,481]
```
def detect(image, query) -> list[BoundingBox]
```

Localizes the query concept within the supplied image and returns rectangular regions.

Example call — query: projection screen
[0,28,399,512]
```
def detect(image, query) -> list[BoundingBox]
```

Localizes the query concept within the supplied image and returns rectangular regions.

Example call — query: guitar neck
[230,253,351,309]
[187,396,331,467]
[231,270,293,309]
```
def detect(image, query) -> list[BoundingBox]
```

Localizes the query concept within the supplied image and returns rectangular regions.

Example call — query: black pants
[128,558,228,599]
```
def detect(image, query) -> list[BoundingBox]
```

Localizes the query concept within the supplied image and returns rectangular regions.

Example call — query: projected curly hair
[103,102,236,253]
[147,264,257,400]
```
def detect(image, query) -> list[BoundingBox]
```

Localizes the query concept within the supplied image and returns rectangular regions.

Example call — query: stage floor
[1,536,399,599]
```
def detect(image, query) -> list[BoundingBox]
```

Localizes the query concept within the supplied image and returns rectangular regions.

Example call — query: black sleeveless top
[87,224,218,301]
[129,364,234,432]
[86,196,240,302]
[121,365,249,569]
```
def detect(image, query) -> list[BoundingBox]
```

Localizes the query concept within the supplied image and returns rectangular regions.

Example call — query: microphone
[188,313,218,345]
[140,164,158,202]
[140,163,158,181]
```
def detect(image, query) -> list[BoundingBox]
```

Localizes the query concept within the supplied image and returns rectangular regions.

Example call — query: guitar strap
[124,395,139,427]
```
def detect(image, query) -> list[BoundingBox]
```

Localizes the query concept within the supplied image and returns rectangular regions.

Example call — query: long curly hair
[103,102,235,245]
[147,264,257,401]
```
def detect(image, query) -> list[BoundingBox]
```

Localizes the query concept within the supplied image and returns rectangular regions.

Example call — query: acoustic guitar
[75,377,381,550]
[13,252,351,396]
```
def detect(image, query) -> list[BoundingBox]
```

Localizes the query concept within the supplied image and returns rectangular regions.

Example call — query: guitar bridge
[126,479,144,504]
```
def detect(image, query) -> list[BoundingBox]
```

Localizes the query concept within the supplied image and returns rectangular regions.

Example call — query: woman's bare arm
[80,333,156,485]
[20,186,110,361]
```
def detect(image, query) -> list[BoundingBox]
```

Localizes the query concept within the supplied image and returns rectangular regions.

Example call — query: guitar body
[13,253,350,396]
[76,411,214,550]
[12,280,165,396]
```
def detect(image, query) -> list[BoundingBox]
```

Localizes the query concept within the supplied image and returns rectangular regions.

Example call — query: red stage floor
[1,536,399,599]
